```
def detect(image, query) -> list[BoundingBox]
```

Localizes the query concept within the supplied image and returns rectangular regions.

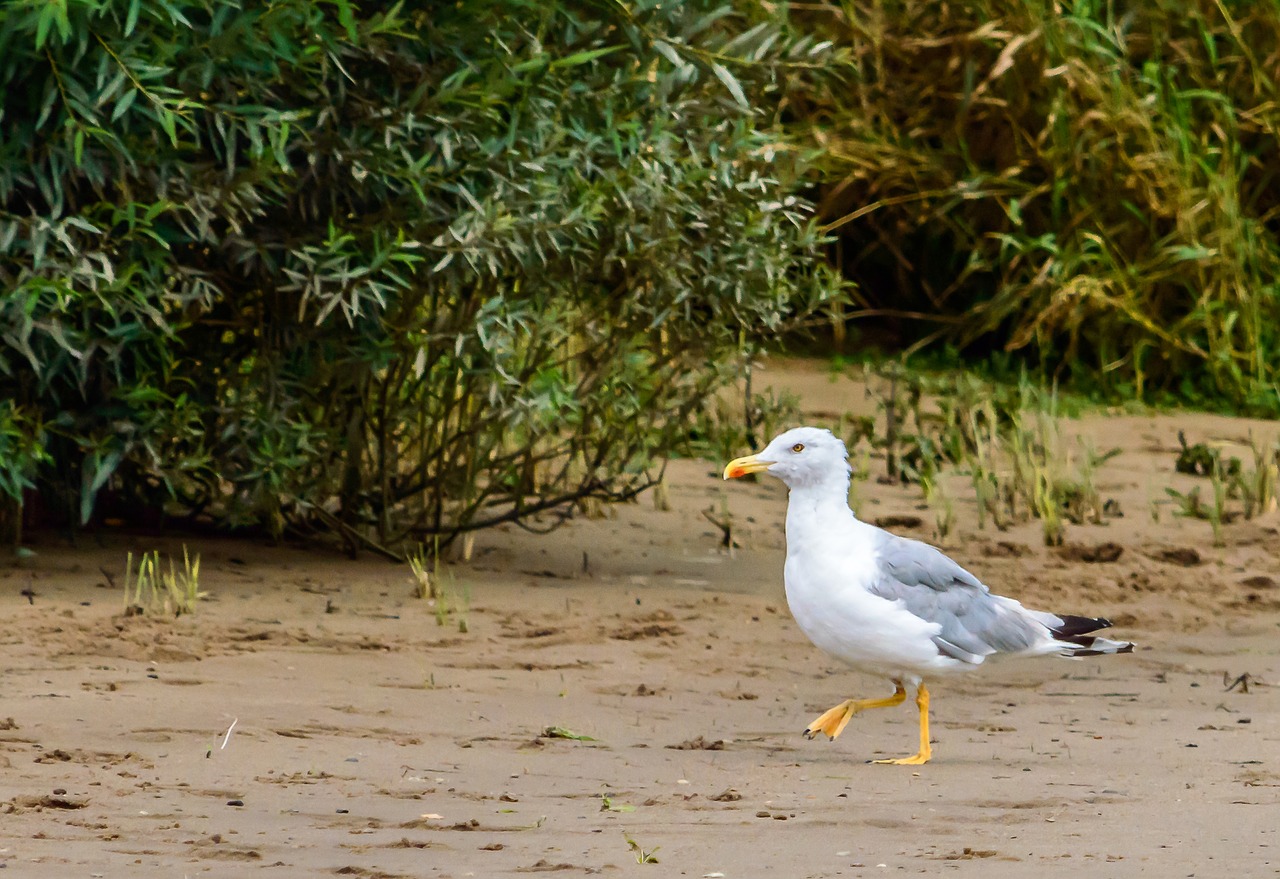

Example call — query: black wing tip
[1072,641,1135,657]
[1051,614,1115,638]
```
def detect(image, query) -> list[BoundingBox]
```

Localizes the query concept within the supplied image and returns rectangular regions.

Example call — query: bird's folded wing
[874,533,989,593]
[869,533,1044,662]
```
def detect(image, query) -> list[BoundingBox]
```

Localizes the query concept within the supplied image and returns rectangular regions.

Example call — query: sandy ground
[2,359,1279,878]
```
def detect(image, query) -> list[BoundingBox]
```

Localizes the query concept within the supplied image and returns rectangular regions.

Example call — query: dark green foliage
[797,0,1280,412]
[0,1,837,549]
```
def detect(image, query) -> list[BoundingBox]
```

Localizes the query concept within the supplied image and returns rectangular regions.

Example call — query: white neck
[785,479,858,546]
[788,475,852,510]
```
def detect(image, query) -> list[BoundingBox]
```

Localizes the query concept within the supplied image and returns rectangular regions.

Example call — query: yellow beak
[723,454,773,480]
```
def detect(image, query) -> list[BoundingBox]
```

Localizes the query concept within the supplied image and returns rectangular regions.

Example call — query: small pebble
[336,808,349,814]
[226,799,244,807]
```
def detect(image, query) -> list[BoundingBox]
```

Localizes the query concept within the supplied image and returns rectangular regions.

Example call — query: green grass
[852,359,1280,545]
[859,365,1098,544]
[408,547,470,634]
[796,1,1280,417]
[122,547,205,617]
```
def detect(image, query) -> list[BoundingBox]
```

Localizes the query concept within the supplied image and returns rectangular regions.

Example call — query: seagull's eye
[791,443,805,453]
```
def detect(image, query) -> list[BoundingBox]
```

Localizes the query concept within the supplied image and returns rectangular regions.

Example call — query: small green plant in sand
[624,832,660,864]
[1060,440,1120,526]
[906,438,955,542]
[1163,455,1228,546]
[1164,485,1209,521]
[600,793,635,813]
[927,469,956,543]
[1234,434,1280,520]
[542,726,596,741]
[960,397,1004,530]
[1165,433,1278,540]
[1208,457,1230,547]
[437,576,470,633]
[868,362,928,484]
[122,547,205,617]
[409,547,470,633]
[408,544,435,601]
[1035,477,1065,546]
[1007,398,1071,546]
[701,491,737,551]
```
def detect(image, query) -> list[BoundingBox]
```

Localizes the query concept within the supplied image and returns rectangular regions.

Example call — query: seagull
[724,426,1134,765]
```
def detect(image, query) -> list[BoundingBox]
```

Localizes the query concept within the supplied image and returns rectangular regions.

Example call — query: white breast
[782,503,949,677]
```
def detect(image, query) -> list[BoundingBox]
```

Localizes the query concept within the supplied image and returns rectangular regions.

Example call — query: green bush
[0,1,838,550]
[798,0,1280,412]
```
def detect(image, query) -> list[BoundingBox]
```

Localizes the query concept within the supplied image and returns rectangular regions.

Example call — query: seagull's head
[722,426,851,490]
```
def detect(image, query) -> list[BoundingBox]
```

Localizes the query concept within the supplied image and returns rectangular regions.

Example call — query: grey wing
[869,532,1045,663]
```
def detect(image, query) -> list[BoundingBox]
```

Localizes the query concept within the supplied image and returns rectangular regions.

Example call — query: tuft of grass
[122,546,204,617]
[408,543,435,600]
[624,832,660,865]
[1235,433,1280,520]
[963,397,1003,530]
[407,542,470,632]
[1164,485,1207,520]
[437,568,470,633]
[1061,440,1120,526]
[911,439,955,543]
[1208,457,1229,547]
[1031,465,1064,548]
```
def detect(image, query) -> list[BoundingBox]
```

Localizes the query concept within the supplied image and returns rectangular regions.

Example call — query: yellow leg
[803,683,907,741]
[872,681,932,765]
